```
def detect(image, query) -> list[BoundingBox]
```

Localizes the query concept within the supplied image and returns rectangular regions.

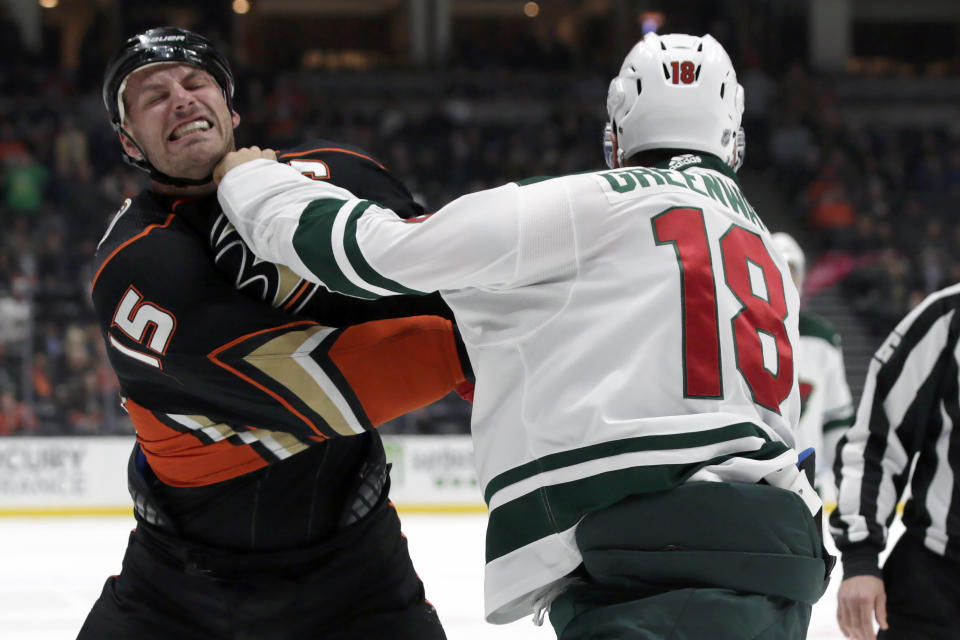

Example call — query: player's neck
[151,180,217,198]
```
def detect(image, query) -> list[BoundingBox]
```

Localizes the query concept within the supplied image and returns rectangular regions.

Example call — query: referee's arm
[829,291,958,579]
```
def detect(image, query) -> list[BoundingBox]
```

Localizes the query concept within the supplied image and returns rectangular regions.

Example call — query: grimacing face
[119,63,240,182]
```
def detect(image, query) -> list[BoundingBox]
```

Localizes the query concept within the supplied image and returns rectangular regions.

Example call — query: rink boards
[0,435,486,516]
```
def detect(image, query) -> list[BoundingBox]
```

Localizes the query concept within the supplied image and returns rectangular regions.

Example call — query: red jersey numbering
[652,206,793,413]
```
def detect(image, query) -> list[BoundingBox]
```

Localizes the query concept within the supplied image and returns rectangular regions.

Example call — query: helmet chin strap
[117,125,214,187]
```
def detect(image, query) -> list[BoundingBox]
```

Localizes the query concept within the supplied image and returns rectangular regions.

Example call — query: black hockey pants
[77,496,445,640]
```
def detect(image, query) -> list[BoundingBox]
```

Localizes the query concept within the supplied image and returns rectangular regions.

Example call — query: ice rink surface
[1,512,894,639]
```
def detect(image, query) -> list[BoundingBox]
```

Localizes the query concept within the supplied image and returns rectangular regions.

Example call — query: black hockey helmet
[102,27,235,186]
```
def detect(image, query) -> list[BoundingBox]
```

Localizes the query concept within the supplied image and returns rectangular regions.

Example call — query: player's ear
[119,131,143,160]
[231,110,241,129]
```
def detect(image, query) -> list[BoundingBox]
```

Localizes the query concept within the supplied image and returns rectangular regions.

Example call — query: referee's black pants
[878,533,960,640]
[77,498,445,640]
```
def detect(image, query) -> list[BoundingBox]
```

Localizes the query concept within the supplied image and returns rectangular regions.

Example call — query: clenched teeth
[170,119,212,140]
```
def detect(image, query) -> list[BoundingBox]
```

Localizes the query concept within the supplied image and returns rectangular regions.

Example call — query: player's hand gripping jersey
[218,153,805,621]
[92,141,471,549]
[208,141,456,326]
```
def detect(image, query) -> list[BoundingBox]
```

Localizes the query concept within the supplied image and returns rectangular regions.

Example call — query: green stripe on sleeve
[292,198,380,299]
[342,201,427,295]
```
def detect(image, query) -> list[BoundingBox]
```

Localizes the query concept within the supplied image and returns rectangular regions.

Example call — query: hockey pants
[77,496,445,640]
[549,481,829,640]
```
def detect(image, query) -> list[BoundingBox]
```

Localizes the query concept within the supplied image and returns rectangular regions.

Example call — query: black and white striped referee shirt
[830,283,960,578]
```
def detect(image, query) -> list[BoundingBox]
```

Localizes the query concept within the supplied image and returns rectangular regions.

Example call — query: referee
[830,283,960,640]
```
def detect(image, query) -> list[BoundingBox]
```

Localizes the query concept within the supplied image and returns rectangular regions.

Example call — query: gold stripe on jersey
[166,413,310,460]
[274,264,304,308]
[242,326,365,437]
[235,426,310,460]
[164,412,232,442]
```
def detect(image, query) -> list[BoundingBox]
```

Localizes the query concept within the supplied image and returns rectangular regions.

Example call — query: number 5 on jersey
[652,207,793,413]
[109,286,177,369]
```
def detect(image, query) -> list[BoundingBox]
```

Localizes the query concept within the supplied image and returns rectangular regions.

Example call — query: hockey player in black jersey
[78,27,469,640]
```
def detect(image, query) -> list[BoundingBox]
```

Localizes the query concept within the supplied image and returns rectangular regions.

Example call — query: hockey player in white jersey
[215,33,832,640]
[771,232,855,504]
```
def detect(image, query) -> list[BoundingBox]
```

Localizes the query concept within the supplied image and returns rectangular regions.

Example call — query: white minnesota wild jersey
[796,313,855,485]
[219,154,803,624]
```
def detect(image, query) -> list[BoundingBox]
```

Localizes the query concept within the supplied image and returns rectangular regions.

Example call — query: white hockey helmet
[606,33,744,169]
[771,232,806,288]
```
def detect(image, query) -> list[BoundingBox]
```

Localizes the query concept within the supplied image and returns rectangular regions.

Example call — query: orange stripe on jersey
[403,212,435,223]
[91,214,176,294]
[126,400,268,487]
[282,280,311,311]
[278,147,386,170]
[328,316,467,426]
[207,320,330,439]
[170,198,196,211]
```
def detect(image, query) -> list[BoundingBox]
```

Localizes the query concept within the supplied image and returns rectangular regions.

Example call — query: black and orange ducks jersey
[91,140,470,549]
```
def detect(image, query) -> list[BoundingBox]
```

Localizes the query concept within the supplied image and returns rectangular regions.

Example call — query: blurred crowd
[742,59,960,338]
[0,80,135,437]
[2,41,957,436]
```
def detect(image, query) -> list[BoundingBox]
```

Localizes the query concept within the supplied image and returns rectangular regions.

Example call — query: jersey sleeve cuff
[217,158,354,280]
[840,545,882,579]
[217,159,301,225]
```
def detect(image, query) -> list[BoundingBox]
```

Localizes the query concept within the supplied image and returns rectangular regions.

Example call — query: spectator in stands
[0,121,28,164]
[0,344,16,397]
[808,181,857,251]
[0,386,36,435]
[780,61,816,122]
[768,113,817,192]
[53,115,92,183]
[739,52,775,168]
[0,290,29,349]
[2,147,47,216]
[30,351,60,433]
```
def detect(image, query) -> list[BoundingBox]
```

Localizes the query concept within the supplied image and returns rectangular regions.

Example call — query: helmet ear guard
[603,77,628,169]
[602,121,616,169]
[733,126,746,172]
